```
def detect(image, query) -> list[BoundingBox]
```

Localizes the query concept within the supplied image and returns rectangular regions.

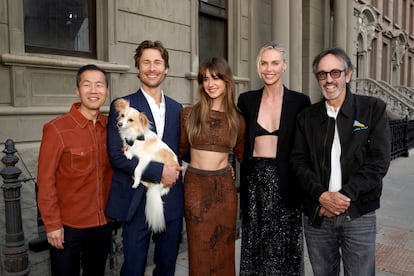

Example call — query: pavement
[0,150,413,275]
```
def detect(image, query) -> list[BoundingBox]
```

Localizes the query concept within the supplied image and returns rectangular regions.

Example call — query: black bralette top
[255,123,279,137]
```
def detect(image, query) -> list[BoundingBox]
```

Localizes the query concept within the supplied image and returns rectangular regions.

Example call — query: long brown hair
[186,57,240,147]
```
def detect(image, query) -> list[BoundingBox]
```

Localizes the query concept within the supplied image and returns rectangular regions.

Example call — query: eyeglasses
[316,69,345,80]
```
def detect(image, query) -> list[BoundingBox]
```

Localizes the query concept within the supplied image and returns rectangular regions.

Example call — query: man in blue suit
[105,40,184,276]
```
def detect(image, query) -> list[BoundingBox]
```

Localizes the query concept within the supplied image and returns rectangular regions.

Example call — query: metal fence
[389,118,414,160]
[408,120,414,150]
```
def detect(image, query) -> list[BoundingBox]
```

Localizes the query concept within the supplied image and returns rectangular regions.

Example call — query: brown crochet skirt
[184,165,237,276]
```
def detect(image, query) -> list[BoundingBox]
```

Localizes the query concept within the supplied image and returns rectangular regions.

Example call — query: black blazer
[237,86,310,211]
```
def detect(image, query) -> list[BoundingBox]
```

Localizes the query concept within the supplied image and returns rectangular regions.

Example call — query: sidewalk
[148,150,414,276]
[0,150,413,275]
[374,150,414,275]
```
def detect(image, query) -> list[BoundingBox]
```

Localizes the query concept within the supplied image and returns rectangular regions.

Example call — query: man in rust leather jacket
[37,64,113,276]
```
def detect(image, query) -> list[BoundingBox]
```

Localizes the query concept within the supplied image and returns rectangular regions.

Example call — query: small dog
[114,98,179,233]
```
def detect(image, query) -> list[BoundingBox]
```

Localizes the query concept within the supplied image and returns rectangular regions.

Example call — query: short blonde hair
[256,41,287,77]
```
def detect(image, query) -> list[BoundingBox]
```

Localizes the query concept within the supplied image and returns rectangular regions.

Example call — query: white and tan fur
[114,98,178,233]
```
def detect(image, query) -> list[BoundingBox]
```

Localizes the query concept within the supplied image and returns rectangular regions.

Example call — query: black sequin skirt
[240,157,303,276]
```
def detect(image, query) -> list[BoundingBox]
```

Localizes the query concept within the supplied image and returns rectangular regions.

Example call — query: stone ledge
[0,53,130,73]
[0,105,109,115]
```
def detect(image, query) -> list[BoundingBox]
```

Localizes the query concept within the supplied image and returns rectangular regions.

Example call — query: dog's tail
[145,184,167,233]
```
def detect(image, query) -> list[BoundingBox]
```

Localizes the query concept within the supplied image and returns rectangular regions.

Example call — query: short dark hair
[134,40,170,69]
[76,64,109,88]
[312,47,354,76]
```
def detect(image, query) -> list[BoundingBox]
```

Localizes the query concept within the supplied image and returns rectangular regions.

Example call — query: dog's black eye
[120,114,125,118]
[128,118,134,122]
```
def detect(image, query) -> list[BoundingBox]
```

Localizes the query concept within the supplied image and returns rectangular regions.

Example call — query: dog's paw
[124,151,133,160]
[131,175,142,189]
[131,181,140,189]
[160,186,170,196]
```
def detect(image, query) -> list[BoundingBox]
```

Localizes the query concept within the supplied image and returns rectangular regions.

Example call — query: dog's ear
[114,98,129,112]
[138,112,149,128]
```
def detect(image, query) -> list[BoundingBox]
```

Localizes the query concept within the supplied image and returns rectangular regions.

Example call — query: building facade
[0,0,413,175]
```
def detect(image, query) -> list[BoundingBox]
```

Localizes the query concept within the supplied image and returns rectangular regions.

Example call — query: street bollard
[0,139,29,276]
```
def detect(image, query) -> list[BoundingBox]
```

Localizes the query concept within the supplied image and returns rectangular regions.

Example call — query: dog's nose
[117,122,123,128]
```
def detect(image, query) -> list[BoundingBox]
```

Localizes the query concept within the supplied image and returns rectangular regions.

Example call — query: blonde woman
[237,42,310,275]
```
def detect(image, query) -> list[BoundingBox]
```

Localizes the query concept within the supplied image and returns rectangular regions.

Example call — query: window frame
[24,0,97,59]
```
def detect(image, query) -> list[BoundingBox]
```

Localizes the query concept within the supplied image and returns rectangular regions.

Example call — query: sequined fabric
[184,166,237,276]
[240,158,303,276]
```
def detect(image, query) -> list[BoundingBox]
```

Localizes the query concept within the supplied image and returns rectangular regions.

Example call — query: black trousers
[49,224,112,276]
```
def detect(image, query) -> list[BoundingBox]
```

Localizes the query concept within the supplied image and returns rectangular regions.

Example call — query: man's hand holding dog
[47,228,64,249]
[161,165,183,188]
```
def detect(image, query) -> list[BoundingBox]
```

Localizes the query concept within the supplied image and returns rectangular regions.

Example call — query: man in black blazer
[105,40,184,276]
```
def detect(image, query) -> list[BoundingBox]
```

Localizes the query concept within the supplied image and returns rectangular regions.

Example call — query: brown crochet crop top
[179,106,245,162]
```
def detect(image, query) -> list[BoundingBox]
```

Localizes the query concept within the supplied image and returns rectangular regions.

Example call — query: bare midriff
[253,135,278,158]
[189,148,229,170]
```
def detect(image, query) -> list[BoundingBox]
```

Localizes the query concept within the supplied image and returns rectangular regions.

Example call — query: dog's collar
[125,135,145,146]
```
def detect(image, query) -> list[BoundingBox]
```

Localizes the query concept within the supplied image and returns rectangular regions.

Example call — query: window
[382,41,390,82]
[198,0,228,63]
[400,54,405,85]
[370,39,377,79]
[409,56,413,87]
[24,0,96,58]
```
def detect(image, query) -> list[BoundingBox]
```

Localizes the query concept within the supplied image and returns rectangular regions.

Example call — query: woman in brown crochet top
[179,57,245,276]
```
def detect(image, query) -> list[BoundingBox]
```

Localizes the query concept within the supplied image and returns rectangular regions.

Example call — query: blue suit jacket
[105,89,184,224]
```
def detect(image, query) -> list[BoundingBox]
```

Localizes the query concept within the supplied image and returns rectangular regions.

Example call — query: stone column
[273,0,290,86]
[332,0,347,48]
[289,0,302,92]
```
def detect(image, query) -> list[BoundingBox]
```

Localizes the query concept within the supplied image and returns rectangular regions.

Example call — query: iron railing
[389,118,414,159]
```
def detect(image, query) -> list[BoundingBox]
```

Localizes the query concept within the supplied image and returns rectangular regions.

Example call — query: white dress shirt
[326,102,342,192]
[141,89,166,139]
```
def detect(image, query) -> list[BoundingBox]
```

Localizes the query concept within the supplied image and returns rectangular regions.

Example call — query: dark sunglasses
[316,69,345,81]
